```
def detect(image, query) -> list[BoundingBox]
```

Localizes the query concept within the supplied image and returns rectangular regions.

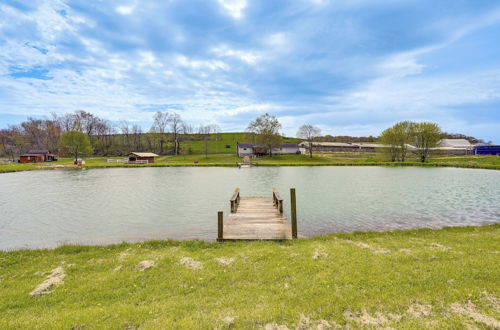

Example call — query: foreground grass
[1,225,499,329]
[1,154,500,173]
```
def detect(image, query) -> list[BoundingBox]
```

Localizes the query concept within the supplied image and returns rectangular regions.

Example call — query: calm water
[1,166,499,250]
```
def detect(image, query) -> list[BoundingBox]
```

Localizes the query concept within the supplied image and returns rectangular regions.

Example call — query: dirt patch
[296,314,340,329]
[118,249,133,261]
[449,301,500,328]
[222,316,235,325]
[407,304,432,318]
[30,267,66,297]
[180,257,202,270]
[482,291,500,313]
[136,260,155,271]
[343,240,391,254]
[399,249,412,253]
[430,243,450,251]
[344,309,401,326]
[312,247,328,260]
[215,257,235,266]
[263,323,290,330]
[113,265,123,272]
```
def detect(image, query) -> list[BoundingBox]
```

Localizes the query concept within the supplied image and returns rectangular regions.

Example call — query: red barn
[19,150,58,163]
[127,152,158,164]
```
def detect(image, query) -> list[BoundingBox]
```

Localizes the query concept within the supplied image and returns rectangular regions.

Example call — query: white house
[237,143,255,157]
[237,143,299,157]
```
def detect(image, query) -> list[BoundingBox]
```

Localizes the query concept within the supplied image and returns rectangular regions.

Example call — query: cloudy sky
[1,0,499,142]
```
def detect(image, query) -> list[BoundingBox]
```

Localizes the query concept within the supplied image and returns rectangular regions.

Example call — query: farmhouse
[127,152,159,163]
[236,143,299,157]
[19,150,57,163]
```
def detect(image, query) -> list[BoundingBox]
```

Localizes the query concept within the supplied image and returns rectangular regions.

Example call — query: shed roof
[128,152,159,157]
[281,143,298,148]
[27,149,50,154]
[237,143,255,148]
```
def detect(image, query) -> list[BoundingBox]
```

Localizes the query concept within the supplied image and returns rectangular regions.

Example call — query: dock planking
[218,188,294,241]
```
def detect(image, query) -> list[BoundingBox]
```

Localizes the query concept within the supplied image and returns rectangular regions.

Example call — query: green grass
[1,225,499,328]
[1,154,500,174]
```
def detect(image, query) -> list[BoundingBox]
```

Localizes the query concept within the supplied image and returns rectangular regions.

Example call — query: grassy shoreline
[1,224,499,328]
[1,154,500,173]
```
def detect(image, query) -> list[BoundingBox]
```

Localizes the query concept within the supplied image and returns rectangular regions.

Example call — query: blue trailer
[473,145,500,156]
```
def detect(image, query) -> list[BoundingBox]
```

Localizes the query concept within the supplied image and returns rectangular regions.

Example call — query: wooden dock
[217,188,297,241]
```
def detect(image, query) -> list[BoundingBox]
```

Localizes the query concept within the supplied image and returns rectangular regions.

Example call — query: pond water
[0,166,499,250]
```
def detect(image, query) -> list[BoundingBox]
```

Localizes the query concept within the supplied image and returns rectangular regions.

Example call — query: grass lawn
[0,225,499,329]
[1,154,500,173]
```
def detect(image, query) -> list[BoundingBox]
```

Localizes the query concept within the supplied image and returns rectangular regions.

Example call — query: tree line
[0,110,221,160]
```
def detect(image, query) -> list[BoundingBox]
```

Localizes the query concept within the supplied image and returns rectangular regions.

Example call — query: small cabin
[237,143,255,157]
[127,152,159,163]
[19,150,57,163]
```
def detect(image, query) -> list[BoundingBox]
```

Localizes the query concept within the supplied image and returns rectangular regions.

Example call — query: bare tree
[168,112,184,155]
[198,124,212,158]
[212,124,221,154]
[246,113,282,156]
[297,124,321,158]
[131,125,143,151]
[150,111,169,154]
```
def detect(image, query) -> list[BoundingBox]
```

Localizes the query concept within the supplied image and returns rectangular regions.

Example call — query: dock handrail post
[290,188,297,239]
[218,211,224,241]
[230,188,240,213]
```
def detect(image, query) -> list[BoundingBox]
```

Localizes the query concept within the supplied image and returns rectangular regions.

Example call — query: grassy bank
[1,154,500,173]
[1,225,499,328]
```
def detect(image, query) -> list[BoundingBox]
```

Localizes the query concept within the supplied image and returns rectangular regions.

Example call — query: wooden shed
[127,152,159,164]
[19,150,57,163]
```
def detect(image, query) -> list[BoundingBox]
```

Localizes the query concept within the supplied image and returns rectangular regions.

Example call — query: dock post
[290,188,297,239]
[218,211,224,241]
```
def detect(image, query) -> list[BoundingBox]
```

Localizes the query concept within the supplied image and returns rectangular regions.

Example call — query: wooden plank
[221,193,292,241]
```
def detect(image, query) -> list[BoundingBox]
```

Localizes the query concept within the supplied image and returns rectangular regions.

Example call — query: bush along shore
[1,154,500,174]
[1,225,499,328]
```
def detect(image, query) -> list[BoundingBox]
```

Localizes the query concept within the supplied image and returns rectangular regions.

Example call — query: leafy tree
[246,113,282,156]
[380,121,415,162]
[58,131,92,162]
[297,124,321,158]
[392,121,414,162]
[413,122,442,162]
[379,127,400,162]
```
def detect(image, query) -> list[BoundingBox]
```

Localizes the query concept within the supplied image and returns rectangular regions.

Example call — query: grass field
[1,225,498,329]
[1,153,500,173]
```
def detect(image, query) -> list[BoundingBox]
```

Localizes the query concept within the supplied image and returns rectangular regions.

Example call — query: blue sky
[1,0,500,142]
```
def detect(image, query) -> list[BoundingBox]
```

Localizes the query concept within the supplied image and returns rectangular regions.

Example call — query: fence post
[218,211,224,241]
[290,188,297,239]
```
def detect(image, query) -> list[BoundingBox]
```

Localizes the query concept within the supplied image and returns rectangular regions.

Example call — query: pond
[1,166,499,250]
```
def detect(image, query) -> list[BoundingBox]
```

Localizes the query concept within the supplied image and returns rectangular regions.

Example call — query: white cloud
[116,5,135,15]
[175,55,229,71]
[211,46,259,64]
[217,0,247,19]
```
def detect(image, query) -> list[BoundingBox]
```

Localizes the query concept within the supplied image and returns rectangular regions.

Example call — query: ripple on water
[0,166,499,249]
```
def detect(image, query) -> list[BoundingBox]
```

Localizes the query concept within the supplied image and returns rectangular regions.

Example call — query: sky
[1,0,500,142]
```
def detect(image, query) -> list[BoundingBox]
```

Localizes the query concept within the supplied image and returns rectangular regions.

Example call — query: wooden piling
[218,211,224,241]
[290,188,297,239]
